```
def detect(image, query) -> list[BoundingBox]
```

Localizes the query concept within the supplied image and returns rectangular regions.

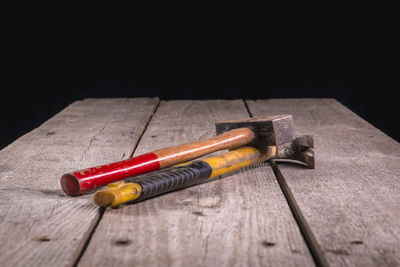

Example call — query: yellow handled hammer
[94,133,313,208]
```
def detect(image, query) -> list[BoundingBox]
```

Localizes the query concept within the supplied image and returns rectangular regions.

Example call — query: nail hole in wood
[46,131,56,136]
[262,241,275,247]
[192,211,204,216]
[351,240,363,245]
[34,236,51,242]
[325,248,350,255]
[114,239,132,246]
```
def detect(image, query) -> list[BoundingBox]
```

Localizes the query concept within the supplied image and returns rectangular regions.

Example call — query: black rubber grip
[126,161,212,201]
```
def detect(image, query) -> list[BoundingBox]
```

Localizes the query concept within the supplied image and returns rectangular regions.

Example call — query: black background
[1,23,397,149]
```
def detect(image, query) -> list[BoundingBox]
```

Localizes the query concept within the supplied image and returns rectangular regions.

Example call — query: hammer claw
[297,147,315,169]
[275,135,315,168]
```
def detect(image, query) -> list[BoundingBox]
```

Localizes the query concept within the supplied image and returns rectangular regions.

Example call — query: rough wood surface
[78,100,314,267]
[247,98,400,266]
[0,98,158,267]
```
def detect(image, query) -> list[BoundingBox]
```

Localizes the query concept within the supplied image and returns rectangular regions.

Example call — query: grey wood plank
[247,98,400,266]
[78,100,314,267]
[0,98,158,267]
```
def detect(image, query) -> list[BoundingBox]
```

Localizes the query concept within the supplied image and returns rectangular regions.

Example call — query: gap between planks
[242,99,329,267]
[72,99,160,267]
[127,100,161,158]
[270,160,329,267]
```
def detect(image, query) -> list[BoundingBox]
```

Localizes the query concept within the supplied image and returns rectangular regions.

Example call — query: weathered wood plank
[0,98,158,267]
[78,100,314,267]
[247,98,400,266]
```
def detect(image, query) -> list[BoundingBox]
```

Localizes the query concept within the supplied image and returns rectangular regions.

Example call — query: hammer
[94,133,314,208]
[61,115,314,196]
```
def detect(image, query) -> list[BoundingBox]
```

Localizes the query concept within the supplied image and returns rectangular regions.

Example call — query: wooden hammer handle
[154,128,255,167]
[61,128,255,196]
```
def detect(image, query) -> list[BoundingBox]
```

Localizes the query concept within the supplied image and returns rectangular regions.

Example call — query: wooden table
[1,98,399,267]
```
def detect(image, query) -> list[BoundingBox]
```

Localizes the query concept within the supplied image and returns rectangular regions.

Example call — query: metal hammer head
[275,135,315,168]
[215,115,314,168]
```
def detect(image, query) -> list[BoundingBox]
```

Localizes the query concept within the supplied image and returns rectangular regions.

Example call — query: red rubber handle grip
[61,153,160,196]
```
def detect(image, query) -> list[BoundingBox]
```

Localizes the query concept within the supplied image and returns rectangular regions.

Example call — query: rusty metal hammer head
[215,115,315,168]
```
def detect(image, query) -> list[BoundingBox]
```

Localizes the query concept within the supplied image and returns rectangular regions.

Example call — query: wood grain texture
[0,98,158,267]
[247,98,400,266]
[78,100,314,267]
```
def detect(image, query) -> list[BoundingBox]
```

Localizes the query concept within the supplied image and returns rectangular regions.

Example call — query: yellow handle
[202,146,275,178]
[94,182,142,208]
[94,146,276,208]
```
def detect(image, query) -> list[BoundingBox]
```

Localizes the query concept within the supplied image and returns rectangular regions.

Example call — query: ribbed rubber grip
[127,161,212,201]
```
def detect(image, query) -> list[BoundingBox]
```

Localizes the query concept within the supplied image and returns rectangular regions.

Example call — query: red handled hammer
[61,115,314,196]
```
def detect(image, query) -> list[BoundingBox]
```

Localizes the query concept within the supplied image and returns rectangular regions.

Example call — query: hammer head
[215,115,314,168]
[216,115,295,148]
